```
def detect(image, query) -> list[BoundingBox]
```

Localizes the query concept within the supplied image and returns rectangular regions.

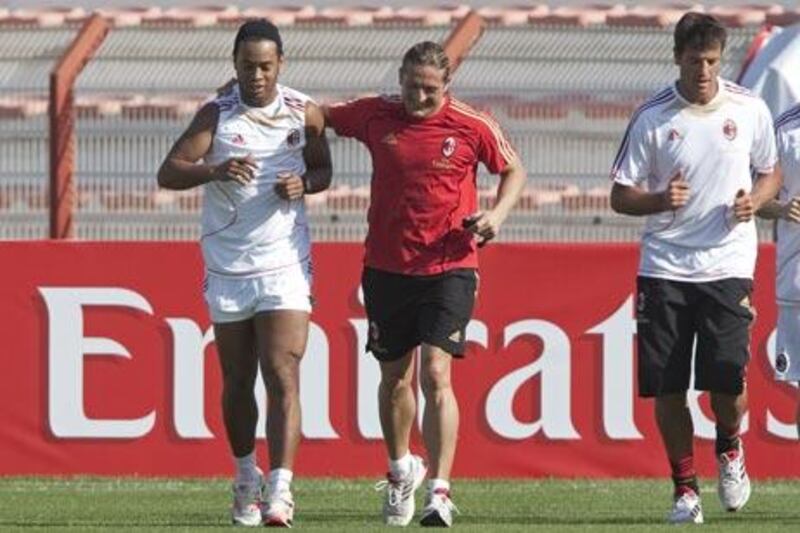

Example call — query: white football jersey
[201,84,311,277]
[775,104,800,303]
[612,78,777,281]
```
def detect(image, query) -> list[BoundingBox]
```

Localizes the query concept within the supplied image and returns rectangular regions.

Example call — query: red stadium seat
[177,191,203,213]
[141,10,218,28]
[319,7,392,26]
[295,13,351,26]
[372,13,427,26]
[478,6,549,26]
[530,6,624,27]
[504,101,569,121]
[94,7,163,27]
[303,189,328,212]
[561,187,611,211]
[238,7,315,26]
[4,7,85,27]
[708,7,767,28]
[607,6,702,28]
[397,6,471,26]
[582,101,638,120]
[101,191,157,212]
[121,98,200,121]
[75,97,123,118]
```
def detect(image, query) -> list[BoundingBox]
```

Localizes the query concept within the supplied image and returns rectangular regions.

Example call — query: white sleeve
[610,114,652,187]
[751,99,778,174]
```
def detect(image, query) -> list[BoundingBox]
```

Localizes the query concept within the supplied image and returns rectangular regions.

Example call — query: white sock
[428,478,450,493]
[389,453,412,478]
[269,468,293,494]
[234,451,259,484]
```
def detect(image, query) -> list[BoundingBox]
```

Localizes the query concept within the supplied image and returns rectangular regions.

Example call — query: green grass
[0,477,798,531]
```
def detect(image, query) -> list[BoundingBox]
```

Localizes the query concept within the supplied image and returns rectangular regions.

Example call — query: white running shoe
[262,489,294,528]
[231,468,264,527]
[717,443,751,512]
[420,488,459,527]
[667,490,704,524]
[374,455,427,526]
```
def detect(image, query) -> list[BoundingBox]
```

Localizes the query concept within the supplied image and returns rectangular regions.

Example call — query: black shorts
[361,267,478,361]
[636,276,754,397]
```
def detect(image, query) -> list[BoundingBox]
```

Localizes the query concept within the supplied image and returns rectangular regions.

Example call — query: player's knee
[419,365,451,396]
[223,369,258,393]
[262,364,299,395]
[380,372,413,394]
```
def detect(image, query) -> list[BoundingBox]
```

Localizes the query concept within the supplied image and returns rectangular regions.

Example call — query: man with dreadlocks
[158,19,332,527]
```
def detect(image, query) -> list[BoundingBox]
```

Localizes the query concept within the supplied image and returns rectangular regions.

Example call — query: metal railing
[0,21,772,242]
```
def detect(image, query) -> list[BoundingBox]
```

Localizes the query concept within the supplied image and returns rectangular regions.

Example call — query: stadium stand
[0,4,787,241]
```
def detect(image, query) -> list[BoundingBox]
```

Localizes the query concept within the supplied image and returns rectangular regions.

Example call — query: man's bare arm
[464,158,527,246]
[157,103,256,190]
[273,102,333,200]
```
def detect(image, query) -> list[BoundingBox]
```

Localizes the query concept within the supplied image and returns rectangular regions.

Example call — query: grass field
[1,477,798,531]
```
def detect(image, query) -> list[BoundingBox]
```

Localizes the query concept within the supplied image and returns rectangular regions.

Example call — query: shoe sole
[264,517,292,528]
[667,511,704,524]
[722,478,752,512]
[420,510,451,527]
[231,517,263,527]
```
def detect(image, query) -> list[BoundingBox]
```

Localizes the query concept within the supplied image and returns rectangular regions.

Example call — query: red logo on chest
[722,119,737,141]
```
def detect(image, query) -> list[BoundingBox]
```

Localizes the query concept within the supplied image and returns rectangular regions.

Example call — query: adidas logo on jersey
[381,132,398,145]
[448,329,462,343]
[739,294,753,313]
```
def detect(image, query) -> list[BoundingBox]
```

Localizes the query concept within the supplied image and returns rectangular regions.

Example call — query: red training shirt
[327,94,516,275]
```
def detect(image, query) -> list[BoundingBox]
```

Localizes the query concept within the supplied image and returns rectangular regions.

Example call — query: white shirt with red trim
[201,84,312,277]
[611,78,777,281]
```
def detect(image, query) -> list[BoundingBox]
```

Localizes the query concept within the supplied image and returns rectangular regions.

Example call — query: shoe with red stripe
[717,443,751,512]
[375,454,427,526]
[667,488,703,524]
[262,489,294,528]
[420,488,459,527]
[231,467,264,527]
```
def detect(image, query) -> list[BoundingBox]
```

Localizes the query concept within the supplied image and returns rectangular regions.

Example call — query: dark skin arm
[157,103,256,191]
[273,102,333,200]
[758,195,800,222]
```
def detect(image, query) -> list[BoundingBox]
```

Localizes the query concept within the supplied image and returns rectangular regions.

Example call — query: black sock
[715,424,741,455]
[672,475,700,497]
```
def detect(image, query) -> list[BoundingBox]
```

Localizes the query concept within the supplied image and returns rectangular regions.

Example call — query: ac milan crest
[776,351,789,374]
[442,136,456,158]
[287,128,301,146]
[722,119,737,141]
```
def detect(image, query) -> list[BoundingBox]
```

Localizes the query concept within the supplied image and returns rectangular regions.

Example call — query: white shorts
[775,304,800,381]
[204,260,313,323]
